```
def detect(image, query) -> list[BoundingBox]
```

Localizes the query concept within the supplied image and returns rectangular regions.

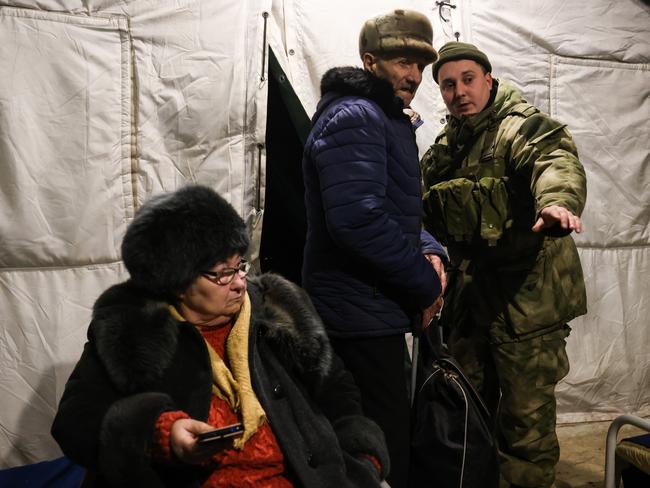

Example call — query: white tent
[0,0,648,468]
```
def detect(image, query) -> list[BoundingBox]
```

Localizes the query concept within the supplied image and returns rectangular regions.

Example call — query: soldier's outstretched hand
[532,204,582,234]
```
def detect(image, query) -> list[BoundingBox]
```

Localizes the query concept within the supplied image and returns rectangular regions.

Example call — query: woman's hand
[170,418,232,464]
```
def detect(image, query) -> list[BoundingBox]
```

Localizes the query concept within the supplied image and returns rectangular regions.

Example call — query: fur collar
[90,274,332,393]
[319,66,406,118]
[247,273,332,382]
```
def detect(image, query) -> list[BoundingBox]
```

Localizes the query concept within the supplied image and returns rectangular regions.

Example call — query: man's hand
[532,205,582,234]
[424,254,447,295]
[421,254,445,330]
[421,297,444,330]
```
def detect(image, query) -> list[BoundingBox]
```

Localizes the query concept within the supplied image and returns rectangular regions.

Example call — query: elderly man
[421,41,588,488]
[301,9,445,488]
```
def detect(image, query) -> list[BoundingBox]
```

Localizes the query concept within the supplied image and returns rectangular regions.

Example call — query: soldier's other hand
[532,205,582,234]
[424,254,447,294]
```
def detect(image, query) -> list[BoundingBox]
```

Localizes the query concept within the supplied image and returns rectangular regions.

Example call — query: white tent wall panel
[558,247,650,422]
[0,6,134,467]
[116,0,272,256]
[0,264,127,467]
[468,0,650,110]
[0,8,133,267]
[125,0,269,220]
[550,56,650,421]
[468,0,650,65]
[550,56,650,247]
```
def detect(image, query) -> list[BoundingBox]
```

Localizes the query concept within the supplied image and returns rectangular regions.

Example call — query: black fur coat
[51,273,388,487]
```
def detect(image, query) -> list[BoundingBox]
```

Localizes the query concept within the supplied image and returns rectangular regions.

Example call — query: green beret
[432,41,492,83]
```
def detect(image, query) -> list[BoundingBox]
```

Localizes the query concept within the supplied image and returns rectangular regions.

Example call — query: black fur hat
[121,185,249,299]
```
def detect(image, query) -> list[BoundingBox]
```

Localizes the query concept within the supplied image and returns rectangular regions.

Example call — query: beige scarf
[169,293,266,449]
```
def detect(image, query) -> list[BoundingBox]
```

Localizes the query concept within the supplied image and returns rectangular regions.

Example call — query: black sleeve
[309,352,390,480]
[51,341,176,484]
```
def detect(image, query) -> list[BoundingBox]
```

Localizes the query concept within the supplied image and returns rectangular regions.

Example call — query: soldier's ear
[485,72,493,90]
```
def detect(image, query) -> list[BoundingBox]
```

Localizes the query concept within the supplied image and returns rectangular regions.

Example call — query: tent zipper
[261,11,269,81]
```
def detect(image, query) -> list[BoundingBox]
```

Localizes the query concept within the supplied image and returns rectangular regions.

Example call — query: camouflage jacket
[420,80,587,339]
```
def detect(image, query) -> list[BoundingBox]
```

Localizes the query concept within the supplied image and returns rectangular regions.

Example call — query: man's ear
[362,52,376,72]
[485,72,493,90]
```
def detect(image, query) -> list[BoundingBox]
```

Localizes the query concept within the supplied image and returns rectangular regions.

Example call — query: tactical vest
[422,101,586,337]
[423,102,541,249]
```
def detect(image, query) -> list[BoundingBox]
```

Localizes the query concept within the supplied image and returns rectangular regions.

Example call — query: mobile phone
[196,423,244,444]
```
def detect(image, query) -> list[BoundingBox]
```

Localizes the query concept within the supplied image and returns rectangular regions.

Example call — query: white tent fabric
[0,0,648,468]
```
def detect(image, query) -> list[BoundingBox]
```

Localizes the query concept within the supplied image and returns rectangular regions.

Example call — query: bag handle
[422,316,493,422]
[410,314,447,406]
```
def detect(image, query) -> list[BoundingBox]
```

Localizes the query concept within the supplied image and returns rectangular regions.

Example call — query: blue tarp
[0,457,85,487]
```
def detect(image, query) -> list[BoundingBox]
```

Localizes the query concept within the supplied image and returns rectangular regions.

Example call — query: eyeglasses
[202,261,251,285]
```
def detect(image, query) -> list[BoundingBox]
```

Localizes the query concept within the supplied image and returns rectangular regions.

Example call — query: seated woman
[51,185,389,487]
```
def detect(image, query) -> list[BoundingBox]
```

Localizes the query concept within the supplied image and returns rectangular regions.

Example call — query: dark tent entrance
[259,49,310,285]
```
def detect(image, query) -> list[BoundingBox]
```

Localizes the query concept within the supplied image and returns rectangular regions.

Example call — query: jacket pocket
[535,326,571,388]
[423,177,512,247]
[495,238,581,336]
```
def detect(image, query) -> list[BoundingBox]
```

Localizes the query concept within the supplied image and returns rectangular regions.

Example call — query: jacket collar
[315,66,407,120]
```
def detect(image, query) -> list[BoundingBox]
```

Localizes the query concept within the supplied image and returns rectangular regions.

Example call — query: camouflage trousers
[447,324,571,488]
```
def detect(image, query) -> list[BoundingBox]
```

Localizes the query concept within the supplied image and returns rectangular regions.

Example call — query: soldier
[302,10,446,488]
[420,41,587,488]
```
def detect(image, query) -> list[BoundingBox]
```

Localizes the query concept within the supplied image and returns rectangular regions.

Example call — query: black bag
[409,321,499,488]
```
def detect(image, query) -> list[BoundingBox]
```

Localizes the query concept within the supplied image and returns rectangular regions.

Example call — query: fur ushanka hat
[121,185,249,299]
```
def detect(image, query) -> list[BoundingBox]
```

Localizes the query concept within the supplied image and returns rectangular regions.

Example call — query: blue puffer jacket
[302,67,443,338]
